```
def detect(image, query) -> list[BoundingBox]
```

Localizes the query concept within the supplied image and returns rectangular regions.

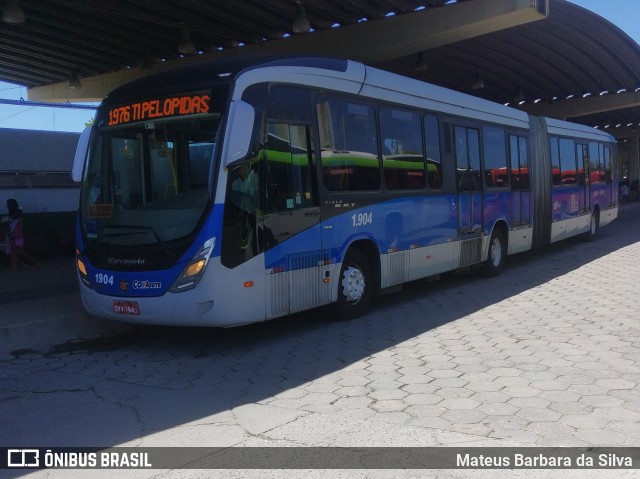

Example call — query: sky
[0,0,637,133]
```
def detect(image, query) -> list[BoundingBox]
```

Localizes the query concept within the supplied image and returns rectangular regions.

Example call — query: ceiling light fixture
[3,0,25,24]
[292,1,310,33]
[178,26,196,55]
[472,71,484,90]
[68,72,82,90]
[415,52,428,71]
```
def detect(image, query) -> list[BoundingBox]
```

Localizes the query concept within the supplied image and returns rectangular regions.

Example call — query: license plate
[112,301,140,315]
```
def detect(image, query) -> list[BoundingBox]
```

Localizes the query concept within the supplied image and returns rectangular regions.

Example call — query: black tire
[332,248,373,320]
[583,210,599,242]
[482,229,506,277]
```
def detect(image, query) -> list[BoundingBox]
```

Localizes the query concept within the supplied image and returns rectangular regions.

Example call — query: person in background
[620,181,630,203]
[5,198,39,271]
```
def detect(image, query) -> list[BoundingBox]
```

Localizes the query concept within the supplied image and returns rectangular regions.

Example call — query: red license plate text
[112,301,140,315]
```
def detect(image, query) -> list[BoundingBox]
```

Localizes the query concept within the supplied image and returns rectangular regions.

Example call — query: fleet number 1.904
[352,212,373,227]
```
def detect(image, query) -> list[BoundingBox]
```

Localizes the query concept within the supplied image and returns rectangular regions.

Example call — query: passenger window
[577,144,587,186]
[510,135,529,190]
[483,126,508,188]
[317,97,380,191]
[603,146,612,183]
[589,142,602,183]
[550,137,561,186]
[424,115,443,189]
[519,137,529,189]
[380,107,425,190]
[455,126,481,191]
[559,138,577,185]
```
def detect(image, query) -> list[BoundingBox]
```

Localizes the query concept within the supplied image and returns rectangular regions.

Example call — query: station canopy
[2,0,640,137]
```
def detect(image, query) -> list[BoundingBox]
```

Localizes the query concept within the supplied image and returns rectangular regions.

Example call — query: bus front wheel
[482,229,506,277]
[332,249,373,320]
[584,210,599,241]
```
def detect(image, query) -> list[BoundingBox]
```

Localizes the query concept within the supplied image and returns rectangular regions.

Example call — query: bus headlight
[76,250,91,288]
[169,237,215,293]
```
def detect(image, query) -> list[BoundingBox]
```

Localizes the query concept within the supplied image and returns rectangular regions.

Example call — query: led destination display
[107,94,210,126]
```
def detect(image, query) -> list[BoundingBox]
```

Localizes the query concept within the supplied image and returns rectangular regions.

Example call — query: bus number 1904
[95,273,114,285]
[352,212,373,227]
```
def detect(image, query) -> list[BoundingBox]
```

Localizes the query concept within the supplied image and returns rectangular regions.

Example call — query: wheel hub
[491,238,502,267]
[342,266,365,304]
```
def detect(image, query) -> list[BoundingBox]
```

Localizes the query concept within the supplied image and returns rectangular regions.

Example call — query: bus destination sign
[107,94,210,126]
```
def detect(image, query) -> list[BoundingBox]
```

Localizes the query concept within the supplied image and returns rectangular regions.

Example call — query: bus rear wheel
[332,249,373,320]
[482,229,506,277]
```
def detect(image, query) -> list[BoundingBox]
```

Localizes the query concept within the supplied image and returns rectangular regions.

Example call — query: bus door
[454,126,483,234]
[509,134,531,227]
[261,122,327,315]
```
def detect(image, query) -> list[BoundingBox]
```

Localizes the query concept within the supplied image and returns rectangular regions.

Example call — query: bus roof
[544,117,615,143]
[233,56,530,129]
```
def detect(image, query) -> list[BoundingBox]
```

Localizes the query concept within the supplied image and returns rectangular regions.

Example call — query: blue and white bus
[72,57,618,326]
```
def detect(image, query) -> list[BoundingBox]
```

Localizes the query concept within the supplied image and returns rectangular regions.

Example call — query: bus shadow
[6,203,640,454]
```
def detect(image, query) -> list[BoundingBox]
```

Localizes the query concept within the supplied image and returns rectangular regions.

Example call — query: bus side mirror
[223,100,255,167]
[72,125,92,182]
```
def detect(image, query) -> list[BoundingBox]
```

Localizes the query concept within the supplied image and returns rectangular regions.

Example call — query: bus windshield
[81,108,220,261]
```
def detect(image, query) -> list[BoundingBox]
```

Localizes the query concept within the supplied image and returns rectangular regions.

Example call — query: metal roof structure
[1,0,640,137]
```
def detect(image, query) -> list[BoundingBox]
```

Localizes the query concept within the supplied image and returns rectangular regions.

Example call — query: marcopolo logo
[7,449,39,468]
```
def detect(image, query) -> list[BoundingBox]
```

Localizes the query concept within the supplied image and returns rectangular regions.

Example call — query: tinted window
[603,146,612,183]
[589,142,602,183]
[380,107,425,190]
[559,138,577,185]
[550,137,561,186]
[577,144,587,186]
[424,115,443,189]
[509,135,529,190]
[518,137,529,189]
[317,97,380,191]
[268,85,311,122]
[455,126,481,191]
[483,126,507,188]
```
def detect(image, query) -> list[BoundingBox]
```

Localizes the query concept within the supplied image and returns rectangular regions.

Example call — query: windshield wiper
[93,224,175,258]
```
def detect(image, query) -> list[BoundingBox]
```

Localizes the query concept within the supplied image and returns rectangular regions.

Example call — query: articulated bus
[72,57,618,326]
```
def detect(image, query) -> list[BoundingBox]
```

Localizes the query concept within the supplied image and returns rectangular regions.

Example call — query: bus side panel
[507,228,533,255]
[590,182,611,213]
[599,206,618,227]
[550,186,581,243]
[323,196,456,250]
[407,242,456,282]
[591,180,618,227]
[483,190,510,234]
[319,195,458,285]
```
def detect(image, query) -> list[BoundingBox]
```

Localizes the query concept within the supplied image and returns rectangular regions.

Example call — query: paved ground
[1,203,640,479]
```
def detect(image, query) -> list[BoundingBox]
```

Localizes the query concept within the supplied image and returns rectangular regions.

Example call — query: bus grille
[383,250,409,288]
[459,237,482,267]
[269,271,289,316]
[269,251,332,316]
